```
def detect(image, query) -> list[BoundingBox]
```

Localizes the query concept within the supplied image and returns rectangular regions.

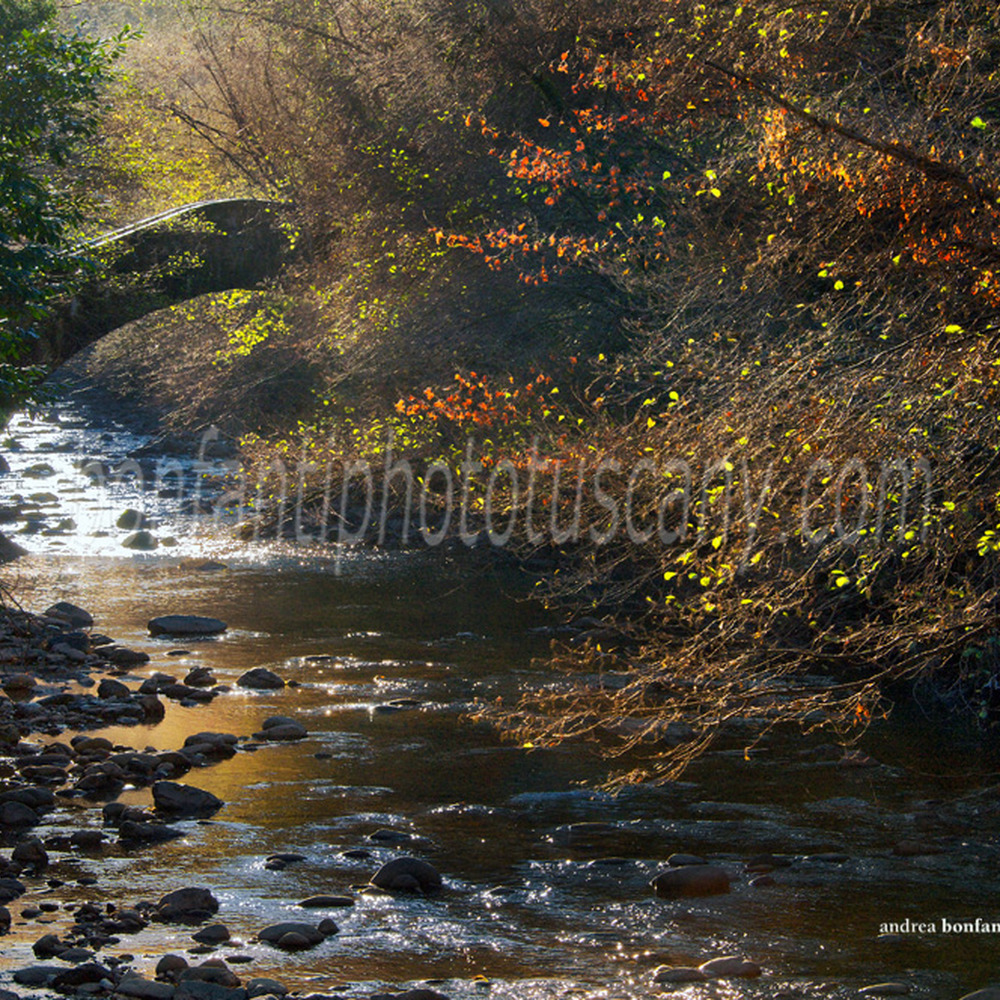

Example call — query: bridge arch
[34,198,294,367]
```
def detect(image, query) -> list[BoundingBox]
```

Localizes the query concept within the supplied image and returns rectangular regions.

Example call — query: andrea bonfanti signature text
[880,917,1000,934]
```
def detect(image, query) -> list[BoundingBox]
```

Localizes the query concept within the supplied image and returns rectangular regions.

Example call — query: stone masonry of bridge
[33,198,293,367]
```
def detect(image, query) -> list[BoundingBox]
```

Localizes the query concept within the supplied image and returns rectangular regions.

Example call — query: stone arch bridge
[34,198,293,366]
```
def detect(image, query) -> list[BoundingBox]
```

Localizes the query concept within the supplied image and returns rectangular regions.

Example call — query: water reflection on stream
[1,403,999,999]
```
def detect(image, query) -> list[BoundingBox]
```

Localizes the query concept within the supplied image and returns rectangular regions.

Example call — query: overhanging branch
[701,58,1000,208]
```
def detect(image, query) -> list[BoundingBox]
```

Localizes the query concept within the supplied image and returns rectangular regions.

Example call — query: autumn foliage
[87,0,1000,779]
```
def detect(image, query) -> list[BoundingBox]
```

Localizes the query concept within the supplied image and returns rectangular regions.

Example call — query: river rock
[23,462,55,477]
[653,966,708,984]
[140,694,167,722]
[369,829,432,847]
[371,856,443,894]
[183,732,238,758]
[0,801,37,829]
[258,922,326,949]
[123,530,158,550]
[299,895,355,908]
[104,646,151,666]
[0,878,28,905]
[149,616,228,637]
[99,677,132,699]
[153,781,224,817]
[0,905,9,932]
[859,986,911,996]
[2,673,36,696]
[0,533,27,563]
[178,962,241,987]
[51,952,100,972]
[120,820,185,843]
[117,509,150,530]
[156,955,189,980]
[176,983,247,1000]
[252,716,306,740]
[246,979,288,998]
[958,991,1000,1000]
[12,966,61,987]
[651,864,730,898]
[70,829,105,848]
[12,837,48,870]
[118,974,177,999]
[237,668,285,690]
[44,601,94,629]
[33,932,65,957]
[699,955,761,977]
[4,785,54,808]
[192,923,231,944]
[667,852,707,866]
[156,887,220,923]
[264,852,305,870]
[50,640,87,661]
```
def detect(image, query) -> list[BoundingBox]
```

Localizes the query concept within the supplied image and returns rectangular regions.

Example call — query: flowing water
[1,400,999,999]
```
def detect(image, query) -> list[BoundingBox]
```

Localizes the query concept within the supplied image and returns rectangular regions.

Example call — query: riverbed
[1,401,999,1000]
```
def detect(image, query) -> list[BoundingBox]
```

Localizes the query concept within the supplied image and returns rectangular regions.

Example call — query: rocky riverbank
[0,598,469,1000]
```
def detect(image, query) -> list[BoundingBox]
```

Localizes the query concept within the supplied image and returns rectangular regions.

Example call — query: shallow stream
[1,401,999,999]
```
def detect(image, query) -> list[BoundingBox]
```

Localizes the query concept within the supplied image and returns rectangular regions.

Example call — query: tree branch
[701,58,1000,208]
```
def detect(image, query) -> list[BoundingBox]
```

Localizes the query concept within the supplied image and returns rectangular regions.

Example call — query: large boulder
[153,781,224,818]
[650,864,731,898]
[370,857,443,894]
[149,615,228,637]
